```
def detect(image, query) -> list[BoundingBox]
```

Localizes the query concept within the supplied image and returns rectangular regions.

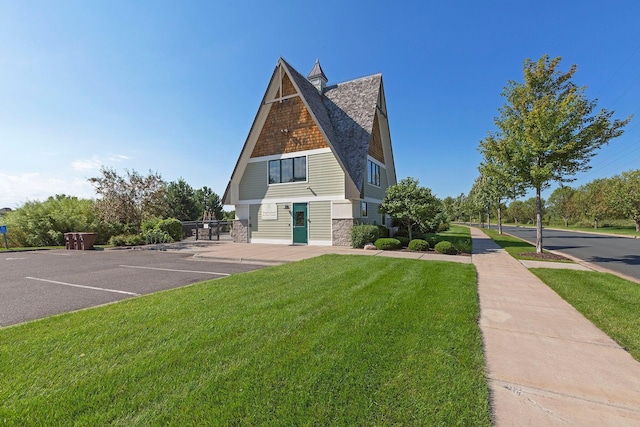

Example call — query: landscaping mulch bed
[520,251,570,261]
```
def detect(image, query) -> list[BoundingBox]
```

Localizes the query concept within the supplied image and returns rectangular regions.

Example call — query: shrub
[376,225,390,238]
[408,239,430,251]
[158,218,183,241]
[126,234,145,246]
[434,241,457,255]
[437,222,450,232]
[374,238,402,250]
[351,224,382,248]
[425,235,442,247]
[109,234,129,246]
[395,236,410,247]
[454,238,472,254]
[141,217,162,233]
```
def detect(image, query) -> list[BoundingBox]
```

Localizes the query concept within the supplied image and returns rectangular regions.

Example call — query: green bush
[376,225,390,238]
[141,217,162,233]
[126,234,145,246]
[425,235,442,247]
[158,218,183,241]
[437,222,450,232]
[395,236,410,247]
[109,234,129,246]
[408,239,430,251]
[351,224,382,248]
[109,234,146,247]
[434,241,457,255]
[374,238,402,250]
[454,238,472,254]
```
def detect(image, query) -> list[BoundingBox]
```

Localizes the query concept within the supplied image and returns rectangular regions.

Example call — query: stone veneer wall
[332,219,355,247]
[231,220,249,243]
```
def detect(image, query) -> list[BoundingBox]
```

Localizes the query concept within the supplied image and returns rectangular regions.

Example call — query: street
[492,224,640,281]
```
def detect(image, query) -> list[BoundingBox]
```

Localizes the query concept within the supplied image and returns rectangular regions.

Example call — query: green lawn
[0,255,491,426]
[531,269,640,361]
[425,224,472,253]
[482,228,571,262]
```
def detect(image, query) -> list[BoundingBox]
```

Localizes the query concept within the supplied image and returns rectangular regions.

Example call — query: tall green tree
[194,186,223,220]
[165,178,199,221]
[89,167,168,232]
[610,170,640,232]
[379,177,442,240]
[576,179,611,229]
[506,200,526,225]
[547,185,577,227]
[477,157,525,234]
[478,55,631,252]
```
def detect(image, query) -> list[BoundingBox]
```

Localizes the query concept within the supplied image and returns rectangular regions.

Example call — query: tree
[194,186,223,220]
[165,178,199,221]
[505,200,524,225]
[89,167,168,232]
[610,170,640,232]
[576,179,611,229]
[547,185,577,227]
[477,158,525,234]
[478,55,630,252]
[523,197,544,225]
[379,177,442,240]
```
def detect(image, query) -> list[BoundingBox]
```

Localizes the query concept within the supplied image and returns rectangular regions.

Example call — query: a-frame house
[223,58,396,246]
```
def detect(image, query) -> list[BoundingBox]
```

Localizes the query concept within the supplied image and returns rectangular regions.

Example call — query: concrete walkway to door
[471,226,640,426]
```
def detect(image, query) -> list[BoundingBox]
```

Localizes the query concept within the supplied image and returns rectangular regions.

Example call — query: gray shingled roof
[281,58,381,195]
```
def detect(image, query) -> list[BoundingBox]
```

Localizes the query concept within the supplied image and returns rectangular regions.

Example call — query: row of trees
[473,55,631,252]
[443,168,640,235]
[2,167,226,247]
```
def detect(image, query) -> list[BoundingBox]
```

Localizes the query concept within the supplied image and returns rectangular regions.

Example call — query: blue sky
[1,1,639,209]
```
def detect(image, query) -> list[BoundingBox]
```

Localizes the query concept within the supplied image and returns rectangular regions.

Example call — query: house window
[368,160,380,187]
[361,201,368,218]
[269,156,306,184]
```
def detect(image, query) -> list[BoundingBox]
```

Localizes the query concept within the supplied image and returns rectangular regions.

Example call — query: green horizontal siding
[309,201,332,241]
[364,165,389,201]
[249,204,291,241]
[239,152,344,201]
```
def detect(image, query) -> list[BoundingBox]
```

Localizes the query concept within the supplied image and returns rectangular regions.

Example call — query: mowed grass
[425,224,473,253]
[0,255,490,426]
[482,228,571,262]
[531,269,640,361]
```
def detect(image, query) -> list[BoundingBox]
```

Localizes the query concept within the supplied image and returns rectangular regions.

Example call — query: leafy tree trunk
[594,219,599,229]
[536,187,543,253]
[487,209,491,230]
[563,216,568,228]
[635,217,640,233]
[497,204,503,235]
[407,223,413,241]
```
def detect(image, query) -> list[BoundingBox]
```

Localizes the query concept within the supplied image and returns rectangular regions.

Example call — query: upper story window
[367,160,381,187]
[269,156,307,184]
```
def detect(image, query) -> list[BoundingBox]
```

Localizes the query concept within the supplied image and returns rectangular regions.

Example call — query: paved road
[494,225,640,280]
[0,248,264,327]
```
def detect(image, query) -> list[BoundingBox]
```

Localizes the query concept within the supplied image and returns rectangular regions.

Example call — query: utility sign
[0,225,6,234]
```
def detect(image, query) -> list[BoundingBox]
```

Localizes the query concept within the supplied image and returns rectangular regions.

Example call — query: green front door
[292,203,308,244]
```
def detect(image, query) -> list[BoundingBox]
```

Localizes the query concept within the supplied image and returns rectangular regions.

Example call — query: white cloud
[0,173,96,208]
[108,154,132,162]
[71,157,102,172]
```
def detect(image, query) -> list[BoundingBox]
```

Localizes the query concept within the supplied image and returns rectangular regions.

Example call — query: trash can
[77,232,97,250]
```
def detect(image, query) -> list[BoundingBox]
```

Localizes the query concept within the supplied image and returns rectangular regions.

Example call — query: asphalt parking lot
[0,248,264,327]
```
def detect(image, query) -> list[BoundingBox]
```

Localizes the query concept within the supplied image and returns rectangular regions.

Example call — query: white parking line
[119,265,231,276]
[25,277,140,296]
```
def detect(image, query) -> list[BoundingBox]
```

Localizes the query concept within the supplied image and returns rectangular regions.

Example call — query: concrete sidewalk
[471,227,640,426]
[172,240,473,265]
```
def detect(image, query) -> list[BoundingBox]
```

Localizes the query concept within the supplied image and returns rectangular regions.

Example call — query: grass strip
[482,228,571,262]
[531,268,640,361]
[0,255,490,426]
